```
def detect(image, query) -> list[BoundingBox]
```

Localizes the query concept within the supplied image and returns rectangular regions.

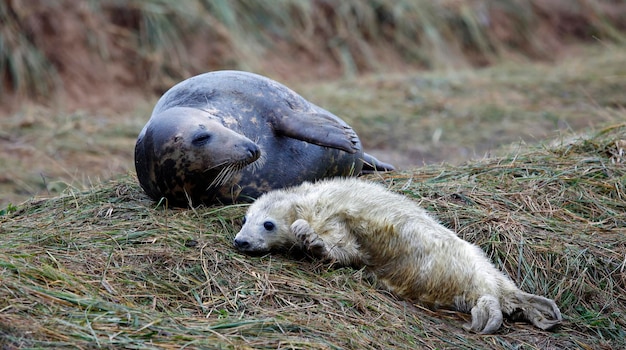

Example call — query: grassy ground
[1,123,625,349]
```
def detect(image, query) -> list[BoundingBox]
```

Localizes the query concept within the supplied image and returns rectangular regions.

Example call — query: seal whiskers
[208,162,245,188]
[249,147,267,173]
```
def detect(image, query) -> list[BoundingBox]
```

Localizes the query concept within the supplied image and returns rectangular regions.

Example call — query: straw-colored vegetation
[1,124,625,349]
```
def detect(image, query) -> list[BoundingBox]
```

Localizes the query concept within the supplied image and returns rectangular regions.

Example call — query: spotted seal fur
[134,70,394,207]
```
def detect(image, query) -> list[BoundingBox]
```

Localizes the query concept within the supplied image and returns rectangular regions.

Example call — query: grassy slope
[1,123,625,349]
[2,0,625,101]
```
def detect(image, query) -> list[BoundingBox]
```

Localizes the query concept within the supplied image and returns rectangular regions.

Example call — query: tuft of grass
[0,1,59,98]
[0,203,17,216]
[100,0,206,87]
[2,124,625,349]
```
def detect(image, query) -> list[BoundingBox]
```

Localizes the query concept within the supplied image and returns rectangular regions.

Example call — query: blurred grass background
[2,0,625,103]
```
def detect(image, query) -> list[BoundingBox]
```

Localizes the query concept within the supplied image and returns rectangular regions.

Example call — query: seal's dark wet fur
[135,70,393,207]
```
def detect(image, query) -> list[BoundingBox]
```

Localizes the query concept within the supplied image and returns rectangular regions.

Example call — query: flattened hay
[1,124,625,349]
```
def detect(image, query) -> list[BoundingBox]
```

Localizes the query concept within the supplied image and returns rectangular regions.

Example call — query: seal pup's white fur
[234,178,562,334]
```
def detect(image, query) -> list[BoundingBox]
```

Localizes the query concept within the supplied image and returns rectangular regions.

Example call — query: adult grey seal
[134,70,394,207]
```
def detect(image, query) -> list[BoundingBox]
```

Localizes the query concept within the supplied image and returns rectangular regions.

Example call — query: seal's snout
[233,237,250,250]
[246,143,261,161]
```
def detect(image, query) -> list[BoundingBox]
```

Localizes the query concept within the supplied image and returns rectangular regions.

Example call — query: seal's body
[135,70,393,206]
[233,178,562,334]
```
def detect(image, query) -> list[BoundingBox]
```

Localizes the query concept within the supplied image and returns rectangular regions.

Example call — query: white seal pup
[233,178,562,334]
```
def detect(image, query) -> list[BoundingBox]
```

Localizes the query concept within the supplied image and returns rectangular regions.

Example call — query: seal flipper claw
[506,292,562,331]
[469,295,504,334]
[274,112,360,153]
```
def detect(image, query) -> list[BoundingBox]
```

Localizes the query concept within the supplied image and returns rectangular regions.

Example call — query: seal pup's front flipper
[274,112,360,154]
[360,153,395,174]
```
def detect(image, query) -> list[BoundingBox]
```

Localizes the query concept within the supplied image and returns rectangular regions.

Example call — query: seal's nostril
[248,144,261,159]
[233,238,250,250]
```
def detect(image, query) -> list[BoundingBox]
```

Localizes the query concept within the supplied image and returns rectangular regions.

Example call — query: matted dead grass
[1,123,625,348]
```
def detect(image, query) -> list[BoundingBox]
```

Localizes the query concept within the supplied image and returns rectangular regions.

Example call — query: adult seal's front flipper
[273,112,361,154]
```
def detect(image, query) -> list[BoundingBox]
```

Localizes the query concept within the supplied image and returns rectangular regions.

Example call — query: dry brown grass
[2,123,625,349]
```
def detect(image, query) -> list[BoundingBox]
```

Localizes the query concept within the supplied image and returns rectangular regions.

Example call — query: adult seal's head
[135,107,261,206]
[135,70,394,207]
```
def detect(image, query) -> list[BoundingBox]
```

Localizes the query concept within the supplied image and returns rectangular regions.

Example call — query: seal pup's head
[233,191,296,252]
[135,107,260,206]
[233,184,316,252]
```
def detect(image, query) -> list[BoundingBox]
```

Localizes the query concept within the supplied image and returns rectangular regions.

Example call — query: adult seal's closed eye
[134,70,394,207]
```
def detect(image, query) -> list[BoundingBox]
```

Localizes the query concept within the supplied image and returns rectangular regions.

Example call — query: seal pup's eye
[263,221,275,231]
[192,132,212,146]
[242,216,246,225]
